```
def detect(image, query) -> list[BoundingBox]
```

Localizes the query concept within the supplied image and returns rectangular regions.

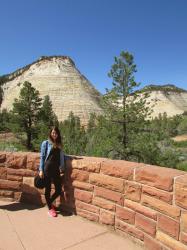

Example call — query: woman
[39,126,65,217]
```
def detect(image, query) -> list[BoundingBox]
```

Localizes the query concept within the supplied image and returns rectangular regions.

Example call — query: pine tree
[31,95,59,150]
[11,81,42,150]
[60,112,87,155]
[0,109,11,132]
[103,51,152,160]
[39,95,58,128]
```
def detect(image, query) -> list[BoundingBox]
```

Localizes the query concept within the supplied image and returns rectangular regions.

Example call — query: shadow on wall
[18,155,82,216]
[57,155,83,216]
[20,184,44,207]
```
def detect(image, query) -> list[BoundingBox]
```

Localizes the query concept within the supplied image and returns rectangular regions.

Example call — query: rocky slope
[0,56,103,125]
[141,85,187,117]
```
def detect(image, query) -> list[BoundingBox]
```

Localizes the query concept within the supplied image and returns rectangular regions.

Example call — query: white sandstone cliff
[1,56,103,125]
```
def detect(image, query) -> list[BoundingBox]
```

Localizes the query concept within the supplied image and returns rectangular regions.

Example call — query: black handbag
[34,175,46,189]
[34,140,48,189]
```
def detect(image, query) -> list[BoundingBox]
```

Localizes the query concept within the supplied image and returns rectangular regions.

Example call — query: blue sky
[0,0,187,93]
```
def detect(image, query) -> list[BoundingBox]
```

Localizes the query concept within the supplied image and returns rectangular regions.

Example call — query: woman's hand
[60,169,64,177]
[39,171,44,178]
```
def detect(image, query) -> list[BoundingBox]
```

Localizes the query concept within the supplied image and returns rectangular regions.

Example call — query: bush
[176,161,187,171]
[173,140,187,148]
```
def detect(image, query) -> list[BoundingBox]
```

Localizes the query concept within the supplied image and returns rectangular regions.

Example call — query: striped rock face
[117,90,187,119]
[145,90,187,118]
[1,56,103,125]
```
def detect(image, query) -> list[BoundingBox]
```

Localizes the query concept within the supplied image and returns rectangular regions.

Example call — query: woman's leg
[50,176,62,204]
[44,176,52,210]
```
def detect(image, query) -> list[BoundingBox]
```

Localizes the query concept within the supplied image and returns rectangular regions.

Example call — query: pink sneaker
[48,209,57,217]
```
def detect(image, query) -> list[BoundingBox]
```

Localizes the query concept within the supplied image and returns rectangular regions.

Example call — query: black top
[44,147,60,177]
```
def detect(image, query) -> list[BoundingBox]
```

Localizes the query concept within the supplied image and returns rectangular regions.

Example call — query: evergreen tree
[177,115,187,134]
[11,81,42,150]
[0,86,3,106]
[103,51,151,160]
[0,109,11,132]
[60,112,87,155]
[85,114,118,157]
[32,95,59,150]
[39,95,58,128]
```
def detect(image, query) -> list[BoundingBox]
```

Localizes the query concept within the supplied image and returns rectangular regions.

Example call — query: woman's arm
[39,140,47,172]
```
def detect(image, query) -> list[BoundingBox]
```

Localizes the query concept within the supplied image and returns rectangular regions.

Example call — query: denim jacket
[39,139,65,172]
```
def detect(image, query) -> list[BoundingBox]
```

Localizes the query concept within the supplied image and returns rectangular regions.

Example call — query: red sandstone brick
[181,212,187,233]
[99,209,115,226]
[0,190,14,198]
[0,179,21,191]
[0,167,7,179]
[92,197,116,211]
[135,165,185,191]
[89,173,124,192]
[72,181,94,191]
[157,231,187,250]
[76,208,99,222]
[7,175,23,182]
[141,194,180,219]
[71,169,89,182]
[135,213,156,237]
[22,176,34,186]
[6,152,27,169]
[124,199,157,220]
[75,200,99,214]
[158,214,179,240]
[124,181,141,202]
[175,175,187,209]
[144,235,162,250]
[72,158,102,173]
[94,186,123,205]
[181,232,187,245]
[142,185,173,204]
[7,168,35,177]
[115,219,144,241]
[74,189,92,203]
[101,160,144,180]
[116,206,135,224]
[0,153,6,163]
[26,153,40,171]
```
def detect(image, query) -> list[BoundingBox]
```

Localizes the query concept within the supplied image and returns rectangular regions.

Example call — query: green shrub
[173,140,187,148]
[176,161,187,171]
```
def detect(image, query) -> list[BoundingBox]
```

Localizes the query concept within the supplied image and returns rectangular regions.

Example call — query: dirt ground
[172,134,187,142]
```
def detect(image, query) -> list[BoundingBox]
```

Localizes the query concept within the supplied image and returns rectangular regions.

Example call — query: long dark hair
[48,126,62,148]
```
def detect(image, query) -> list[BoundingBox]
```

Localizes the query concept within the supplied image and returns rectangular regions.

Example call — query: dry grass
[0,132,19,144]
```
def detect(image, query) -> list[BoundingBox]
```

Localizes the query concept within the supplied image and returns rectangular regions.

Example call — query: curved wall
[1,151,187,250]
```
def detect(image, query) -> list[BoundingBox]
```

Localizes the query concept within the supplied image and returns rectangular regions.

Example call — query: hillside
[0,56,103,125]
[141,84,187,117]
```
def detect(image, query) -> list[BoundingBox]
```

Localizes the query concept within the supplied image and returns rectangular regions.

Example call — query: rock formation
[141,85,187,118]
[0,56,103,125]
[116,84,187,118]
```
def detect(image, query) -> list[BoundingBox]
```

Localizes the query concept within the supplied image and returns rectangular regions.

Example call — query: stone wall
[1,151,187,250]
